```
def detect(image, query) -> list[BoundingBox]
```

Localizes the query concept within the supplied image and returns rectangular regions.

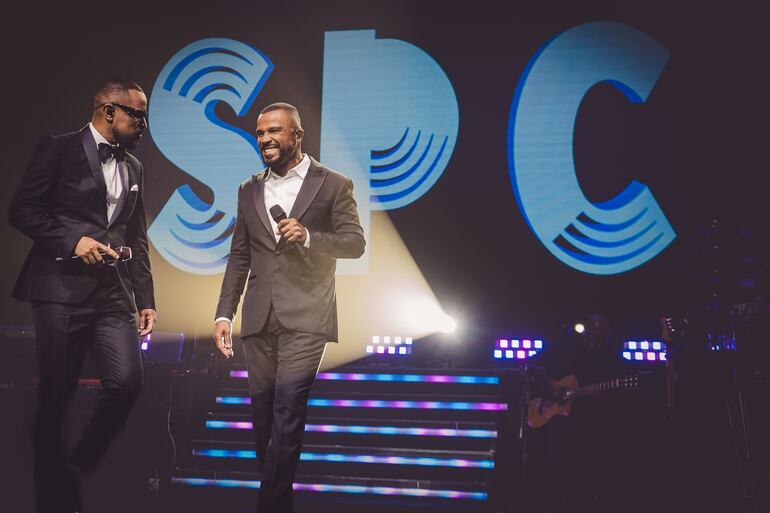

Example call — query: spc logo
[149,31,457,275]
[321,30,459,274]
[148,38,272,274]
[508,22,675,275]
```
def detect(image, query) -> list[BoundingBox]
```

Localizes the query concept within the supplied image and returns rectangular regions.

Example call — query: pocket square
[130,184,139,192]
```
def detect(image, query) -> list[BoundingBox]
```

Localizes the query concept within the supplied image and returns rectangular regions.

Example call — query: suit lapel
[251,171,274,241]
[79,127,111,227]
[108,158,136,228]
[289,158,327,220]
[80,126,107,195]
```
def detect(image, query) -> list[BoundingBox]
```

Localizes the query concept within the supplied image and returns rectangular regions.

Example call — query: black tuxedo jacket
[9,126,155,312]
[215,157,365,341]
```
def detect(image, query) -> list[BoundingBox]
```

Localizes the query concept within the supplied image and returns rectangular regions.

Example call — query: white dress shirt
[88,123,124,222]
[215,154,312,326]
[263,153,311,245]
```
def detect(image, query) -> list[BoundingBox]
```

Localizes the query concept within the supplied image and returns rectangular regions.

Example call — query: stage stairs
[167,365,517,511]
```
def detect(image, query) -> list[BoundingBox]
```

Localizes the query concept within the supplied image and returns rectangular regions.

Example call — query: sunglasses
[110,103,148,122]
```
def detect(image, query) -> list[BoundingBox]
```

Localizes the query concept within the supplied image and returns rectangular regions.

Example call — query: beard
[115,128,143,150]
[261,143,296,169]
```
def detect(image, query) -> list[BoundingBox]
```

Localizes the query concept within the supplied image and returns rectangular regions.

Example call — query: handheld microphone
[57,245,132,264]
[269,204,287,223]
[269,204,289,249]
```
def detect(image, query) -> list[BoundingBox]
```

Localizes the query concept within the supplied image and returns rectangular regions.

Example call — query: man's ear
[104,104,115,123]
[295,127,304,142]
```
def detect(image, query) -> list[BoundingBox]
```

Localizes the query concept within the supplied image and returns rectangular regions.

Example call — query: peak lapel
[289,159,326,220]
[80,126,108,226]
[251,171,275,242]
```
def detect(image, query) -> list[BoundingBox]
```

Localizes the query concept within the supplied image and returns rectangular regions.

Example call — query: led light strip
[171,477,488,500]
[229,371,498,384]
[206,420,497,438]
[317,373,499,384]
[216,397,508,410]
[194,449,494,468]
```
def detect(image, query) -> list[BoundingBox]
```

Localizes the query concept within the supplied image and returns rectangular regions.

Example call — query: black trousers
[242,308,327,513]
[31,272,142,513]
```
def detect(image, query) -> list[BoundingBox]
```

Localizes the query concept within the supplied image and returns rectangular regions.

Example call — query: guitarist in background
[527,313,640,513]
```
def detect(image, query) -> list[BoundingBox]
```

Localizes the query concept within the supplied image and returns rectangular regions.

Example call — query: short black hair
[259,102,302,128]
[92,77,144,110]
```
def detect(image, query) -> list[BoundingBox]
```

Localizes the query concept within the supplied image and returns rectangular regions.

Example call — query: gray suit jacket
[215,157,365,341]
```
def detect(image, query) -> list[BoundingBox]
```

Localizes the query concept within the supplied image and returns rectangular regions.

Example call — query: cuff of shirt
[303,228,311,248]
[215,317,233,325]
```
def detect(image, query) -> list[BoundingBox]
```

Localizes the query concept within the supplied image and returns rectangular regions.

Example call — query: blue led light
[300,452,495,468]
[172,477,487,500]
[193,449,256,459]
[195,449,494,468]
[216,396,250,405]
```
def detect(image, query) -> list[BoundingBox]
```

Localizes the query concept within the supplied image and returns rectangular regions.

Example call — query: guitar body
[527,373,638,428]
[527,375,578,428]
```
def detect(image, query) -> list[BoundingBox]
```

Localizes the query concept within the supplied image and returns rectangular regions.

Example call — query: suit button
[275,251,282,256]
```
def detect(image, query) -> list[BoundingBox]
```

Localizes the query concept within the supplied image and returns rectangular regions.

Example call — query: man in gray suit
[213,102,365,512]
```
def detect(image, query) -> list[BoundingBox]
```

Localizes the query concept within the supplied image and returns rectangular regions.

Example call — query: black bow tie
[98,143,126,164]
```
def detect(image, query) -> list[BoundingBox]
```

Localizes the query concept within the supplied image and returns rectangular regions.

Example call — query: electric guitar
[527,374,639,428]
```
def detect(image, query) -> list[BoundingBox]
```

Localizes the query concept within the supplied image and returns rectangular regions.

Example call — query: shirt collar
[267,154,310,181]
[88,122,111,147]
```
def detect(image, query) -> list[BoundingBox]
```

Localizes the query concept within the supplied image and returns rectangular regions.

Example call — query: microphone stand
[517,361,534,512]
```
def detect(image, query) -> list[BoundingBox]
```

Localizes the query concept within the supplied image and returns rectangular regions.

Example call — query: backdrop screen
[2,1,766,351]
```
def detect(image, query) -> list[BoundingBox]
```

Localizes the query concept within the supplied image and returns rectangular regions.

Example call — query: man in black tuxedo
[8,77,156,512]
[214,103,364,512]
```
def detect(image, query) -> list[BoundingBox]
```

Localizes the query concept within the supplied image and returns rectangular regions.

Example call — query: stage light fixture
[574,323,585,334]
[622,340,667,362]
[366,335,413,357]
[493,338,544,360]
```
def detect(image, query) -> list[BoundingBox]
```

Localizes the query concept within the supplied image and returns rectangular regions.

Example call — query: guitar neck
[571,376,635,399]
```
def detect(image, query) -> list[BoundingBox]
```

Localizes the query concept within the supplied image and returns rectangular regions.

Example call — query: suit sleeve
[309,177,365,259]
[8,136,83,257]
[125,162,155,311]
[215,184,252,321]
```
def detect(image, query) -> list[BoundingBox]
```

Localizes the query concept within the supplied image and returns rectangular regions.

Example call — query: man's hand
[277,218,306,243]
[75,236,119,265]
[137,309,157,337]
[214,320,234,358]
